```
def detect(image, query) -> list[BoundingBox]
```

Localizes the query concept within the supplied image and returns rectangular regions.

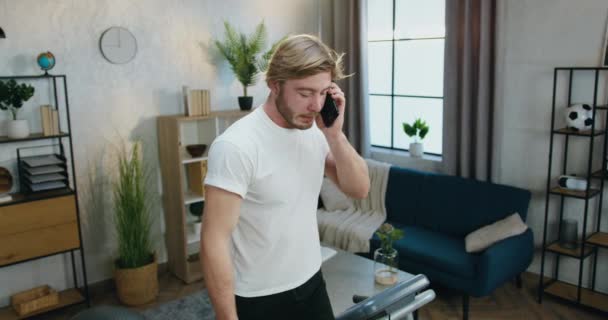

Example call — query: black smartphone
[320,93,339,127]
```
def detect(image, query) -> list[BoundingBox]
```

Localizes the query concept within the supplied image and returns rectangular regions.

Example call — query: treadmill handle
[388,289,436,320]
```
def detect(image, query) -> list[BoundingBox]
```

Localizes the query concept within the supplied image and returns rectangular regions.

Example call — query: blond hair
[265,34,347,84]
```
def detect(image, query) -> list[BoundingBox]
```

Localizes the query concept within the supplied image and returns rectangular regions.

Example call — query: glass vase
[374,247,398,286]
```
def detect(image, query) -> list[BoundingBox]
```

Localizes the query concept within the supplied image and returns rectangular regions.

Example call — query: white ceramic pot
[193,221,202,235]
[7,120,29,139]
[409,142,424,158]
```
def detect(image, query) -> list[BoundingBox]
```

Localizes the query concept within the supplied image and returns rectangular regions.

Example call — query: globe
[37,52,55,71]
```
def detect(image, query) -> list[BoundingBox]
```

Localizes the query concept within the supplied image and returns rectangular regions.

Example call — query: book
[51,109,59,135]
[183,86,211,116]
[40,105,52,136]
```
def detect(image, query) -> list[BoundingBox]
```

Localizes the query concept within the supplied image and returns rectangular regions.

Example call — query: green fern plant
[0,79,35,120]
[402,118,429,143]
[214,21,283,97]
[113,141,153,269]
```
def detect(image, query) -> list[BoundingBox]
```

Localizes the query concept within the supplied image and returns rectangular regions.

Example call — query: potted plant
[403,118,429,158]
[374,223,404,286]
[112,141,158,306]
[214,21,282,110]
[0,79,35,139]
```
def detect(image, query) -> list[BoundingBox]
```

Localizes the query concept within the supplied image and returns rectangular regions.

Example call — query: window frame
[368,0,445,156]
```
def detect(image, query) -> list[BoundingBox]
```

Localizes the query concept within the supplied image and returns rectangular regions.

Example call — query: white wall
[0,0,319,307]
[494,0,608,293]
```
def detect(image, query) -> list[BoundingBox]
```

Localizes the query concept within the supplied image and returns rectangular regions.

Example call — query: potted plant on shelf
[112,141,158,306]
[374,223,404,286]
[0,79,35,139]
[214,20,283,110]
[403,118,429,158]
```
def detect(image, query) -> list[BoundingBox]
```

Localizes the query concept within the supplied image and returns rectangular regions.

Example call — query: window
[367,0,445,156]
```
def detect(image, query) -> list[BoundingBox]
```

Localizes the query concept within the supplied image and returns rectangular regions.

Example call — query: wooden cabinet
[0,195,79,266]
[157,110,249,283]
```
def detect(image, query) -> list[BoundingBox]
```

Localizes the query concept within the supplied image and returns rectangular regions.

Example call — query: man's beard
[275,89,315,130]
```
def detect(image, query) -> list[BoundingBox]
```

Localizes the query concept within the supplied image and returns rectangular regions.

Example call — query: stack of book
[40,105,60,136]
[183,86,211,116]
[19,154,69,193]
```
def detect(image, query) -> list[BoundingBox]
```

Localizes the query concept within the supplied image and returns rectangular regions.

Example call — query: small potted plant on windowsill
[214,21,283,110]
[0,79,35,139]
[374,223,404,286]
[403,118,429,158]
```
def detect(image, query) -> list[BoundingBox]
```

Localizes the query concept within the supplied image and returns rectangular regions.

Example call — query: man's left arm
[317,83,370,199]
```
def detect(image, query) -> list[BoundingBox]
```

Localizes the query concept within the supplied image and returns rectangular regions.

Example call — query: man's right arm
[200,185,242,320]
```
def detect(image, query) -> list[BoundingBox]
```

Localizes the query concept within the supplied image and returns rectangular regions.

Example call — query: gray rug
[143,290,215,320]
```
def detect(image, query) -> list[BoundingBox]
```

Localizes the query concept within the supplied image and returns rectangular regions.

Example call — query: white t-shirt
[204,106,330,297]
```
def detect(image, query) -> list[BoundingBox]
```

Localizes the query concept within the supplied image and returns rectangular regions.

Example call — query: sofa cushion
[373,224,478,279]
[465,212,528,253]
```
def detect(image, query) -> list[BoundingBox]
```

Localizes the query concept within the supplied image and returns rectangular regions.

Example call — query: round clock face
[100,27,137,64]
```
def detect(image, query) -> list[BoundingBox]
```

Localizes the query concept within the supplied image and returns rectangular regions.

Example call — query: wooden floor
[27,271,606,320]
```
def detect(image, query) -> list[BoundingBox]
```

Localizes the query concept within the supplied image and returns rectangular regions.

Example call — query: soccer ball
[565,104,593,131]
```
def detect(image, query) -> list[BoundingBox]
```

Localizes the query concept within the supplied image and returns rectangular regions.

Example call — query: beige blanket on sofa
[317,159,391,253]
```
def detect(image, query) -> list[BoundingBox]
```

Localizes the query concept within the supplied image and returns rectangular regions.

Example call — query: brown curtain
[324,0,371,157]
[442,0,496,181]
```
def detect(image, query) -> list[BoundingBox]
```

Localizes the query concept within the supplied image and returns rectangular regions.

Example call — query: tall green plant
[113,141,153,269]
[214,21,283,97]
[402,118,429,143]
[0,79,35,120]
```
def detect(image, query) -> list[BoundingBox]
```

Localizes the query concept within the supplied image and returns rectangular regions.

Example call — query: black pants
[235,269,335,320]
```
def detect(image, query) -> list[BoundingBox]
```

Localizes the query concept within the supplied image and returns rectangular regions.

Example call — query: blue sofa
[368,166,534,320]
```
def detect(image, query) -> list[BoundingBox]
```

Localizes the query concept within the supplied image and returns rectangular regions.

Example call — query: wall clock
[99,27,138,64]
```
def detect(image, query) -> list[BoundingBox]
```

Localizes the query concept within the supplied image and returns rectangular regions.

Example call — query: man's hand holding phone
[316,83,345,138]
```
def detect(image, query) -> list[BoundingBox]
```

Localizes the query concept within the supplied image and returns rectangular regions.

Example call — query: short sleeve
[204,140,254,198]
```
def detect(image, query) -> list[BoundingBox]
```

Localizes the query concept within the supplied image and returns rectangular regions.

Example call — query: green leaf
[214,20,281,96]
[403,123,416,137]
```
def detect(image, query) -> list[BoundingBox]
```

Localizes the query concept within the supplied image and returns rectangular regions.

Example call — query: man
[200,34,370,320]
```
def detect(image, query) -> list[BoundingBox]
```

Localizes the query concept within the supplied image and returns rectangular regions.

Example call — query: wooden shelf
[158,110,251,123]
[186,254,203,284]
[552,128,604,137]
[586,232,608,249]
[184,191,204,205]
[0,188,74,208]
[181,146,208,164]
[544,280,608,313]
[549,186,600,199]
[0,288,84,319]
[186,223,201,245]
[546,241,594,258]
[0,132,69,145]
[158,111,248,284]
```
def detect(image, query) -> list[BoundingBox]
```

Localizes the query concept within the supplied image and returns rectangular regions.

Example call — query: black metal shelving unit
[538,67,608,315]
[0,73,90,318]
